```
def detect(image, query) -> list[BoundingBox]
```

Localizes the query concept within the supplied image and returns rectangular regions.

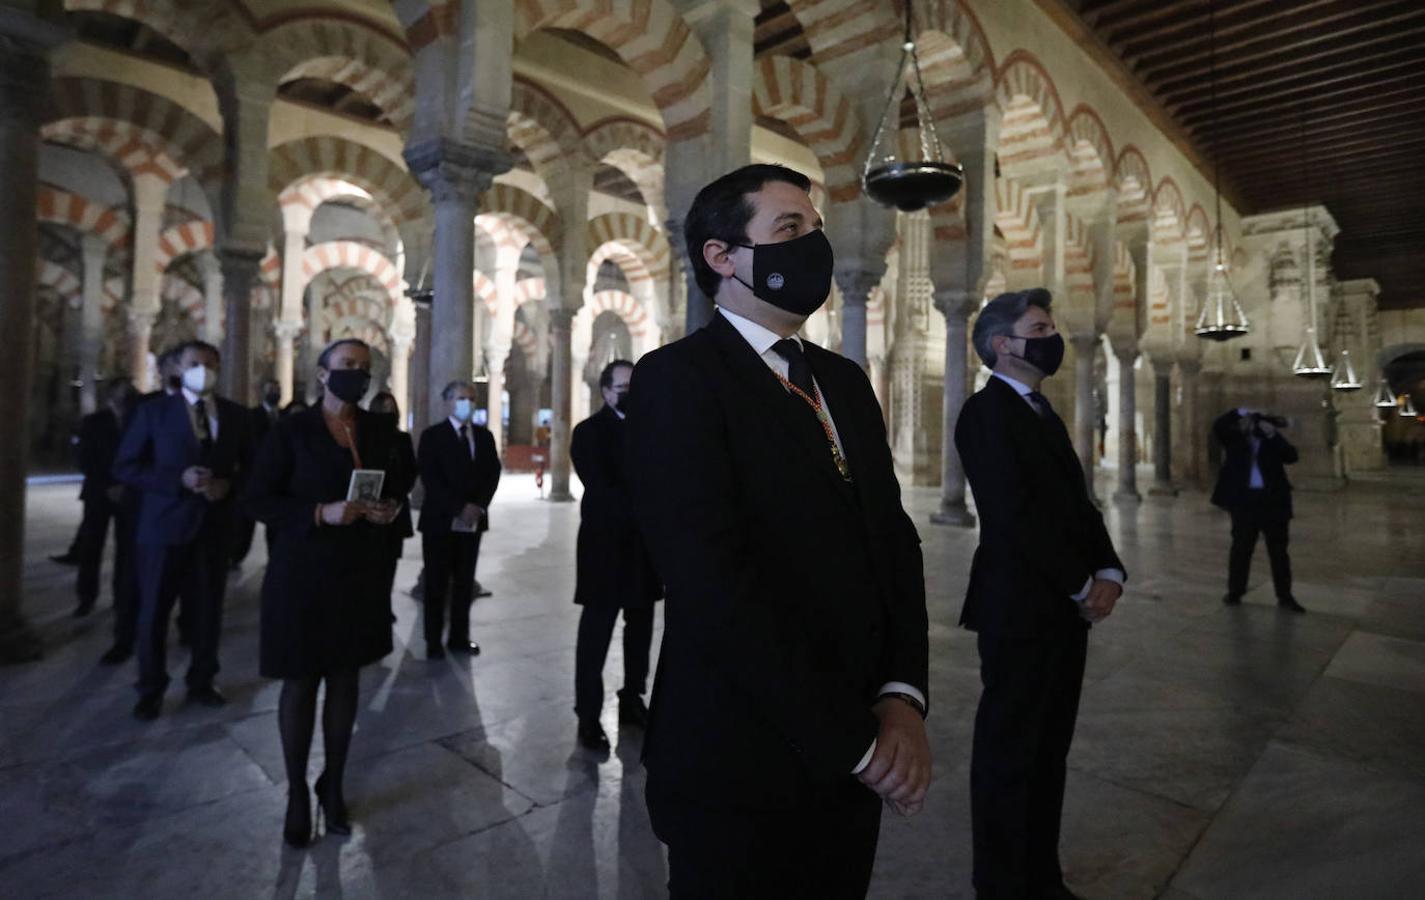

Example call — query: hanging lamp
[1194,0,1249,341]
[1329,350,1362,391]
[1375,378,1398,409]
[861,1,963,212]
[1402,393,1419,418]
[1291,206,1331,378]
[405,256,433,307]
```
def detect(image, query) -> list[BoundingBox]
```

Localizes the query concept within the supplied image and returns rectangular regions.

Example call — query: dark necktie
[459,423,474,460]
[193,399,213,449]
[1027,390,1054,420]
[772,339,816,399]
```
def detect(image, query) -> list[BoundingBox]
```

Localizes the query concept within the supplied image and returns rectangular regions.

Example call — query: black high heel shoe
[284,785,312,849]
[314,771,351,835]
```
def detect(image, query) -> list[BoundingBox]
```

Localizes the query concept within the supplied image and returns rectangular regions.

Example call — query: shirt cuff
[852,739,876,775]
[1072,569,1125,601]
[877,682,926,712]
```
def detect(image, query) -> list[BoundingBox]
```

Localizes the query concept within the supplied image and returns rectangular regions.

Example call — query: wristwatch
[882,691,926,719]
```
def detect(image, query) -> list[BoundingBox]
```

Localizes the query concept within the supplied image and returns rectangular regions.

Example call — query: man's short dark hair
[599,360,634,390]
[441,380,475,400]
[157,347,182,369]
[175,339,221,363]
[972,288,1053,368]
[684,164,813,301]
[317,338,369,370]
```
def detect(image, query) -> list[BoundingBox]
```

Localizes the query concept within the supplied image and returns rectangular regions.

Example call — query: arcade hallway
[2,474,1424,899]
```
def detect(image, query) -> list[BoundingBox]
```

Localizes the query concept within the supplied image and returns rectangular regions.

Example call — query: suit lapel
[989,377,1084,485]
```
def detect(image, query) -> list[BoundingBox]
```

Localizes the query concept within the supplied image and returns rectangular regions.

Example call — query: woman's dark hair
[369,391,399,415]
[599,360,634,389]
[174,339,221,362]
[684,164,813,301]
[972,288,1054,368]
[317,338,370,370]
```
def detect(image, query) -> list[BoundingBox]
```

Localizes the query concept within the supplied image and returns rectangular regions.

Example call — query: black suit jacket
[955,376,1124,638]
[626,313,928,809]
[1210,409,1298,518]
[78,409,123,501]
[248,404,279,456]
[572,405,660,610]
[114,392,252,546]
[416,419,501,534]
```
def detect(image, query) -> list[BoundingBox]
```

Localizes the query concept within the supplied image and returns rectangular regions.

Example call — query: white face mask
[182,365,218,396]
[453,398,473,422]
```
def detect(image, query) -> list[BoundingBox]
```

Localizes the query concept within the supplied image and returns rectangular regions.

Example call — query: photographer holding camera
[1211,408,1304,612]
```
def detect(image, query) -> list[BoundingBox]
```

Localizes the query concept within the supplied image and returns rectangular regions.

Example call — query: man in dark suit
[72,378,139,620]
[626,164,931,897]
[955,288,1125,900]
[1211,408,1302,611]
[571,359,661,752]
[230,377,283,569]
[114,340,252,720]
[416,380,501,660]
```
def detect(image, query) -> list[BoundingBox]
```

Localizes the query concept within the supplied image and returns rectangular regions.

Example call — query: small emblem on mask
[766,273,785,290]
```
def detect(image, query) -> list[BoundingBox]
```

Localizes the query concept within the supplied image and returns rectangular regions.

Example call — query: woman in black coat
[367,390,416,608]
[244,339,414,848]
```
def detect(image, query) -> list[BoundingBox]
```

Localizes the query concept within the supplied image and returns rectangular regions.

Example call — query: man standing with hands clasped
[956,289,1126,900]
[626,164,930,898]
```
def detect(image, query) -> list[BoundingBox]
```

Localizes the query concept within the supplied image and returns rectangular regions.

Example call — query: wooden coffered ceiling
[1046,0,1425,310]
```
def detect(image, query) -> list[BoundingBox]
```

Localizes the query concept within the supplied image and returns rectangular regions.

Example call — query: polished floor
[2,469,1424,899]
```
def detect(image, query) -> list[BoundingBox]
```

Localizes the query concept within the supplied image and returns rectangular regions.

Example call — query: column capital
[1110,340,1140,364]
[1069,332,1100,353]
[272,320,304,341]
[219,243,264,280]
[127,308,157,331]
[834,268,881,306]
[404,138,510,206]
[932,288,978,320]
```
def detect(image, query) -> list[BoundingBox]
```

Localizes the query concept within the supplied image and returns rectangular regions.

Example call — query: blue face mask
[453,398,473,422]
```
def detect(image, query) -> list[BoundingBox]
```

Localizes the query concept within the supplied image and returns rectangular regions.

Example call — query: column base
[930,504,976,528]
[1147,483,1179,497]
[1112,489,1143,505]
[0,613,43,665]
[546,489,574,503]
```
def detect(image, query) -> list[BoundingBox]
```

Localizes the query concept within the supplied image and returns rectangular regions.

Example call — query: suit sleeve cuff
[877,682,926,712]
[1070,575,1093,602]
[1095,568,1126,587]
[852,739,876,775]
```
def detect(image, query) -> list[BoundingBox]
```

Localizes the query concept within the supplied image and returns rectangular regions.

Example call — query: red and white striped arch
[1065,105,1115,198]
[478,183,561,258]
[586,212,670,285]
[752,55,861,203]
[915,1,997,118]
[1113,241,1136,320]
[1151,178,1187,245]
[509,79,583,180]
[1185,204,1212,263]
[994,178,1043,274]
[994,52,1068,172]
[269,137,427,229]
[1063,211,1095,302]
[514,0,712,142]
[301,241,404,312]
[1115,146,1153,224]
[473,271,498,314]
[155,220,215,273]
[161,274,206,325]
[36,185,129,250]
[584,117,667,219]
[515,277,547,307]
[586,290,651,341]
[510,318,540,361]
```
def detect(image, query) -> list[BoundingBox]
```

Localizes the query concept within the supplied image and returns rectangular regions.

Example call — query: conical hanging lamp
[1330,350,1362,391]
[1194,0,1249,341]
[1291,207,1331,378]
[861,0,963,212]
[1375,377,1398,409]
[1402,393,1419,418]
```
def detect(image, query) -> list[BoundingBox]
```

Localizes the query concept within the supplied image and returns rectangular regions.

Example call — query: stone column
[0,10,63,662]
[78,233,107,414]
[1071,334,1099,495]
[410,299,433,429]
[1149,357,1176,496]
[1177,357,1202,488]
[548,307,576,501]
[272,321,301,406]
[930,289,976,527]
[219,248,261,403]
[389,333,412,428]
[198,250,223,345]
[1112,343,1141,503]
[835,270,879,368]
[128,172,168,388]
[275,225,308,403]
[484,243,521,455]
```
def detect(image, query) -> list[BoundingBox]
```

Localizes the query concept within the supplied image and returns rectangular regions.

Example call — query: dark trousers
[111,503,141,651]
[573,603,653,720]
[971,628,1088,898]
[648,775,882,899]
[135,531,229,696]
[421,531,481,648]
[75,496,116,602]
[1227,497,1292,599]
[230,514,257,566]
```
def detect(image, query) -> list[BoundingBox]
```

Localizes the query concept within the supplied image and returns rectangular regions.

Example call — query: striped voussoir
[301,241,404,315]
[752,55,861,204]
[269,137,427,229]
[995,52,1068,173]
[587,290,650,342]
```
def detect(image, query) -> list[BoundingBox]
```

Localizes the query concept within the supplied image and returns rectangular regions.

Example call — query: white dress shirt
[1236,408,1266,489]
[990,371,1125,602]
[718,307,925,774]
[181,387,219,441]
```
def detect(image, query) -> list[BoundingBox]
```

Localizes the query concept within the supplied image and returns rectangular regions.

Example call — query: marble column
[1177,357,1202,488]
[389,334,412,428]
[1112,344,1141,503]
[275,226,308,403]
[548,307,576,502]
[930,290,976,527]
[219,248,261,403]
[128,172,168,388]
[272,321,302,407]
[78,233,107,414]
[0,11,63,662]
[835,270,878,368]
[410,300,432,429]
[1149,357,1177,496]
[486,348,509,453]
[198,250,223,346]
[1071,333,1099,495]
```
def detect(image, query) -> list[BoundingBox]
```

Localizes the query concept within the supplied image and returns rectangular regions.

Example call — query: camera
[1248,412,1288,431]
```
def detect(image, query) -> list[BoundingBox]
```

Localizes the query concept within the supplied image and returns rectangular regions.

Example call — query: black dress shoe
[1040,886,1084,900]
[50,552,80,566]
[618,693,649,727]
[1222,592,1243,606]
[133,694,162,721]
[73,597,96,618]
[314,770,351,836]
[187,686,228,707]
[284,785,312,849]
[1278,596,1306,613]
[446,640,481,656]
[577,719,611,752]
[99,645,132,666]
[426,644,446,660]
[473,585,493,599]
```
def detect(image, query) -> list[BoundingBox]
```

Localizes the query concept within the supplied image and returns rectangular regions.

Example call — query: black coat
[78,409,123,501]
[417,420,501,535]
[113,392,252,546]
[243,407,415,678]
[572,405,660,610]
[248,404,280,457]
[626,313,928,809]
[1210,409,1298,518]
[955,376,1125,638]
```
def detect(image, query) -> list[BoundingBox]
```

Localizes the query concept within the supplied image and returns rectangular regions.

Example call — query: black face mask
[264,391,280,407]
[613,391,629,414]
[732,228,835,317]
[1009,333,1066,377]
[166,374,182,391]
[325,369,371,404]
